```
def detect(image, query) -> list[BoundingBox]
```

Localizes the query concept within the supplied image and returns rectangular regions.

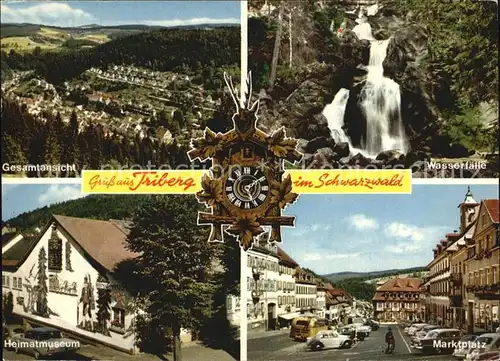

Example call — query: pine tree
[36,247,49,317]
[125,195,217,361]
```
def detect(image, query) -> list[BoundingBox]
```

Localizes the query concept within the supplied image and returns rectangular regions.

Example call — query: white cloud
[383,222,448,254]
[143,18,240,27]
[384,222,425,241]
[38,185,84,205]
[291,223,332,236]
[1,3,97,27]
[303,252,360,262]
[0,3,239,28]
[345,214,379,230]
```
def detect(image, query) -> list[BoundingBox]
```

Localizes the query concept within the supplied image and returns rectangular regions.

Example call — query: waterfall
[322,88,351,144]
[323,10,408,157]
[360,40,407,155]
[322,88,369,157]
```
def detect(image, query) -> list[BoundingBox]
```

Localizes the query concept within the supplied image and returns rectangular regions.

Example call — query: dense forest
[2,27,240,83]
[2,194,145,232]
[1,96,225,176]
[248,0,498,162]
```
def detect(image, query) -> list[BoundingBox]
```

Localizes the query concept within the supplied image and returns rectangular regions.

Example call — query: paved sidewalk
[247,328,290,340]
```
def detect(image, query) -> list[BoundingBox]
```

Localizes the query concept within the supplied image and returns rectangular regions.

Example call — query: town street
[248,325,456,361]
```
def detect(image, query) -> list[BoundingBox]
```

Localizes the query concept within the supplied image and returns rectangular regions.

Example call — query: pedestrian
[385,327,395,354]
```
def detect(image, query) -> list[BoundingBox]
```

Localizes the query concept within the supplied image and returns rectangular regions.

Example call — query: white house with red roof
[1,215,192,354]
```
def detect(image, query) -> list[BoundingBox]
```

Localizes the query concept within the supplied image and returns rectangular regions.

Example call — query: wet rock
[305,136,335,154]
[297,138,309,153]
[300,153,314,168]
[448,143,470,158]
[376,150,405,162]
[316,147,340,163]
[349,153,371,167]
[334,142,350,158]
[405,150,430,167]
[409,160,426,173]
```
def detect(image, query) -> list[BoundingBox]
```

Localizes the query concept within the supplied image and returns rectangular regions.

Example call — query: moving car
[306,330,353,351]
[15,327,80,359]
[453,334,478,359]
[466,333,500,360]
[414,328,462,354]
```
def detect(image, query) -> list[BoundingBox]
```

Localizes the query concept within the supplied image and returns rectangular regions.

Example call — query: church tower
[458,186,480,233]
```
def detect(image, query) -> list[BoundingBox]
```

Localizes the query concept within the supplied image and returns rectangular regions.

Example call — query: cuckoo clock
[188,72,302,250]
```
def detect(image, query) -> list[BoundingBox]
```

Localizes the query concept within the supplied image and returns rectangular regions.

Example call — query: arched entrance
[267,303,277,330]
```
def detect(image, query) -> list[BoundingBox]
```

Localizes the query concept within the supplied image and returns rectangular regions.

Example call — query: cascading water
[324,8,408,157]
[322,88,368,156]
[360,40,407,155]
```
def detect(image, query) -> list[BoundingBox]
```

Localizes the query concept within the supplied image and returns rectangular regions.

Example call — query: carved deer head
[224,71,260,137]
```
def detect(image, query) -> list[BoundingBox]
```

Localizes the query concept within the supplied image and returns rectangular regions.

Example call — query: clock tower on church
[458,186,480,234]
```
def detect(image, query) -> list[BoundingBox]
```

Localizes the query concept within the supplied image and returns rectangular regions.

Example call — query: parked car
[364,319,379,330]
[408,323,430,336]
[3,325,25,350]
[338,325,368,341]
[469,351,500,361]
[414,328,462,354]
[306,330,353,351]
[15,327,80,359]
[453,334,478,359]
[412,325,441,343]
[466,333,500,360]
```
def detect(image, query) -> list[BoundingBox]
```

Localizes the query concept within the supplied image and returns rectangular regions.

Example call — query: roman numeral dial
[224,166,270,210]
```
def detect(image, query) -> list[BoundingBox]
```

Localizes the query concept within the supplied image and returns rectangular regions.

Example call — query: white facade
[1,223,138,352]
[246,244,280,331]
[316,289,326,318]
[295,283,318,311]
[276,263,296,316]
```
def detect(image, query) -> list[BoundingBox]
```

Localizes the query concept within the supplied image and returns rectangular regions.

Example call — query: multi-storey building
[422,188,499,332]
[372,277,424,322]
[316,283,327,318]
[325,287,353,323]
[464,198,499,333]
[246,240,280,331]
[276,248,298,328]
[295,269,318,314]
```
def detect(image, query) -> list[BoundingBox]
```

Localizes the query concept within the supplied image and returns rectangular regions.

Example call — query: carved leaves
[196,173,223,207]
[270,174,299,209]
[267,127,300,159]
[225,213,265,250]
[189,128,224,160]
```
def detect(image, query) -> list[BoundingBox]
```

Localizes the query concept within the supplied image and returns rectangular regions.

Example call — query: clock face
[225,166,270,209]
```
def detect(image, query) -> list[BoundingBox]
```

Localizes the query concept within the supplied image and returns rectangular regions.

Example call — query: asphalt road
[248,325,457,361]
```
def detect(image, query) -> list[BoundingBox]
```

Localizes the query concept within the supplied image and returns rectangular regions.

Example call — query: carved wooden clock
[188,72,302,250]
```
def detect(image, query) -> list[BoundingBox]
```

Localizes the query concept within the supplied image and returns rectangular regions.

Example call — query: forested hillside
[2,194,148,233]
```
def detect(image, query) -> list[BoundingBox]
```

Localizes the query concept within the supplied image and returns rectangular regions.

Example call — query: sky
[2,183,498,275]
[2,183,85,221]
[280,185,499,275]
[0,1,240,28]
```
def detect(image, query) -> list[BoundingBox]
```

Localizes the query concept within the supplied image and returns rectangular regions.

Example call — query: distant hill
[323,267,426,282]
[2,195,152,236]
